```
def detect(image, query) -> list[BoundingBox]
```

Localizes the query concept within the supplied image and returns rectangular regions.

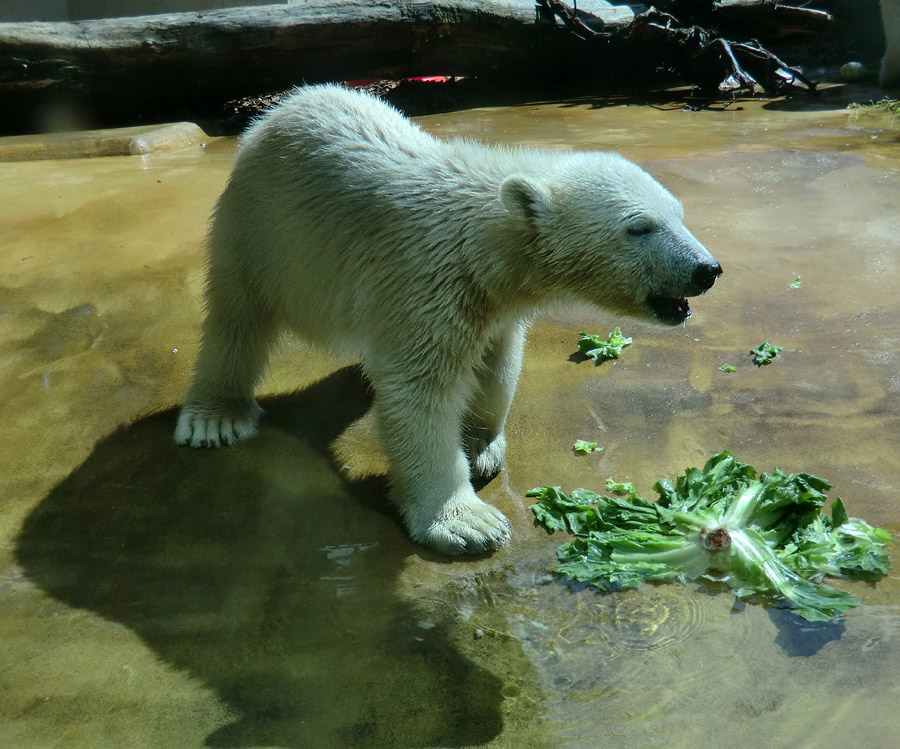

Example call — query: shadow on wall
[16,366,504,747]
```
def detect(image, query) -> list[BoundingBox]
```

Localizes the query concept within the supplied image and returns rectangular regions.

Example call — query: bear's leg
[371,369,511,555]
[174,271,275,448]
[464,321,528,480]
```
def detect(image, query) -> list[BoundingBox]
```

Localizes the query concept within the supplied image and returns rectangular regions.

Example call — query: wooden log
[0,1,832,134]
[0,1,634,132]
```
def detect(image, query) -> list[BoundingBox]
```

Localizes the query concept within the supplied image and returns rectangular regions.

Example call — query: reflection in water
[17,368,505,747]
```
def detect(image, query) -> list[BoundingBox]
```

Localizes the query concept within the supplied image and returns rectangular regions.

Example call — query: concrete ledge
[0,122,209,161]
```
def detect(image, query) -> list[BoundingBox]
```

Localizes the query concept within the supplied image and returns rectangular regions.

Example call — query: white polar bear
[175,85,721,555]
[882,0,900,87]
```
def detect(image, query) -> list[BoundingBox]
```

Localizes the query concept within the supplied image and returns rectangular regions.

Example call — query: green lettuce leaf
[749,340,783,366]
[778,497,892,581]
[605,478,636,496]
[573,439,602,454]
[577,327,632,363]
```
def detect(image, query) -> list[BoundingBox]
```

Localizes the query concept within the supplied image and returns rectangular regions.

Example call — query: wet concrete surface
[1,89,899,747]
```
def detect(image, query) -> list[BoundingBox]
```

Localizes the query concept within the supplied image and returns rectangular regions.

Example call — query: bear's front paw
[409,495,510,556]
[174,402,262,448]
[467,432,507,480]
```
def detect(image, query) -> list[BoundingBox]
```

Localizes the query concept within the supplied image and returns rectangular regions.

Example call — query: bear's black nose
[692,262,723,292]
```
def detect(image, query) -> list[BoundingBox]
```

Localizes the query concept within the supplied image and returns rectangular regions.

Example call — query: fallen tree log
[0,1,830,134]
[0,1,632,132]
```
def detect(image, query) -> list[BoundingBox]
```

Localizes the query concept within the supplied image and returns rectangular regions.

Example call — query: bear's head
[501,152,721,325]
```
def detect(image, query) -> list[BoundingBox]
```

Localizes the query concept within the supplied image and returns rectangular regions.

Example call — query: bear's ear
[500,176,552,226]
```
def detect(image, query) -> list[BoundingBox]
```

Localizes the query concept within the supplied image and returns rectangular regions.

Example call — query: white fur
[175,84,718,555]
[882,0,900,87]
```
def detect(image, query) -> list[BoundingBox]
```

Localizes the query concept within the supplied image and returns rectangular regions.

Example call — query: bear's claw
[174,404,262,448]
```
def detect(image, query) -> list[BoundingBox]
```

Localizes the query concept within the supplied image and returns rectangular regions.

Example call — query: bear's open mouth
[647,294,692,325]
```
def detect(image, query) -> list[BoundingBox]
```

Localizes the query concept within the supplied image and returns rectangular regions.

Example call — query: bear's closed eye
[626,222,655,236]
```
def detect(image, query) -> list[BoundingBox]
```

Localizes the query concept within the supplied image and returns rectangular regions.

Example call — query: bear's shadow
[16,365,503,748]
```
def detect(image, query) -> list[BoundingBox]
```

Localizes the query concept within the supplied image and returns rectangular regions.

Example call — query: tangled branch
[537,0,817,101]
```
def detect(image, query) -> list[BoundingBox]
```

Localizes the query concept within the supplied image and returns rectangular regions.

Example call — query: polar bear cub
[175,84,721,555]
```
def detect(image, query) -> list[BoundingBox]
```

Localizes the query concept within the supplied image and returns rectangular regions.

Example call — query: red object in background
[345,76,451,87]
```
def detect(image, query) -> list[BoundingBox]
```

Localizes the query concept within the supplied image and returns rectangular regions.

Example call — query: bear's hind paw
[174,403,261,448]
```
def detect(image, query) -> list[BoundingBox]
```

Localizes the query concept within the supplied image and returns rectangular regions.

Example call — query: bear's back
[239,84,440,168]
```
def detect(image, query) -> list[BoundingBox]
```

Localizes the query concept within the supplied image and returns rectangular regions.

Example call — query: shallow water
[1,89,898,748]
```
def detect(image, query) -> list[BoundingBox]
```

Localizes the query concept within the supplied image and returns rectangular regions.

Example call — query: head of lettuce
[529,452,891,622]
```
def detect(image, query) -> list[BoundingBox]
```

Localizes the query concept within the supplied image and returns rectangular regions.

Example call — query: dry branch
[540,1,818,97]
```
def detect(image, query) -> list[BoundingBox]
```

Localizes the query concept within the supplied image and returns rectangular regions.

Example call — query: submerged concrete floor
[1,91,899,748]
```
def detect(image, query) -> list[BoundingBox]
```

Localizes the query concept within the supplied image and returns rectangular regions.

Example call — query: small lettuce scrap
[750,340,782,366]
[605,478,635,495]
[578,328,632,363]
[528,452,891,621]
[573,440,602,455]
